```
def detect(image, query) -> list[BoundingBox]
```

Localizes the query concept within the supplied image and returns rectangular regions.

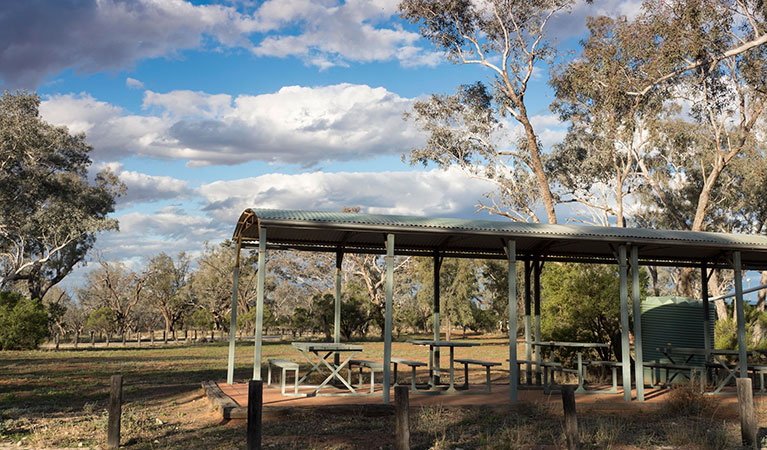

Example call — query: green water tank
[641,296,716,383]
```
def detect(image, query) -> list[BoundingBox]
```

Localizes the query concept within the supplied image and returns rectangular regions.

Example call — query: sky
[1,0,657,289]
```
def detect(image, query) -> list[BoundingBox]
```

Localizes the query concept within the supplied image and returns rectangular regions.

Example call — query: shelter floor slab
[216,381,751,413]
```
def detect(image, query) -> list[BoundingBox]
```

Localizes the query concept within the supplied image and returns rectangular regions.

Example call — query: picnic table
[656,346,767,394]
[291,342,363,396]
[531,341,615,394]
[407,339,479,393]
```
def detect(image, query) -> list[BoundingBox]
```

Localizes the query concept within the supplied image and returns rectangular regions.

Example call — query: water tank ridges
[641,296,716,382]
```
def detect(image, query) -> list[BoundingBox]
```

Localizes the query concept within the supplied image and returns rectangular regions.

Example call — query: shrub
[0,291,49,350]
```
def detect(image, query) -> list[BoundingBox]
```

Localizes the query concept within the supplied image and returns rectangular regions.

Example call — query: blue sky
[1,0,654,287]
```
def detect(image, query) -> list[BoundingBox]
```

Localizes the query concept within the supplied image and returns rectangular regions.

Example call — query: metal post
[253,227,267,381]
[618,245,632,401]
[227,238,242,385]
[631,246,644,402]
[524,259,532,384]
[533,258,542,384]
[507,240,518,402]
[334,249,343,366]
[383,233,395,404]
[433,251,441,384]
[701,262,711,363]
[734,251,748,378]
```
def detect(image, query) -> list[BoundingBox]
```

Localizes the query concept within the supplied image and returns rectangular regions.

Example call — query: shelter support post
[524,259,532,385]
[534,258,542,384]
[507,240,518,402]
[631,246,644,402]
[734,251,747,378]
[253,227,267,381]
[227,238,242,384]
[618,245,632,401]
[334,249,343,366]
[433,251,441,384]
[701,262,711,363]
[383,234,395,404]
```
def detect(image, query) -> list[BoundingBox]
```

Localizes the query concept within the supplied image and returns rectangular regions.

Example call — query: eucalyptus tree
[400,0,591,223]
[81,258,148,334]
[550,0,767,301]
[188,241,258,331]
[0,91,124,300]
[144,252,193,339]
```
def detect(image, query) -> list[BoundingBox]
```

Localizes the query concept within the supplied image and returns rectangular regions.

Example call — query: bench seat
[267,358,299,395]
[455,358,501,393]
[348,359,383,394]
[391,358,426,391]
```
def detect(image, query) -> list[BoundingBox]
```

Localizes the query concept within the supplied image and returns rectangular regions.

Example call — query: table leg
[429,345,435,387]
[295,349,325,386]
[447,346,456,393]
[314,351,358,395]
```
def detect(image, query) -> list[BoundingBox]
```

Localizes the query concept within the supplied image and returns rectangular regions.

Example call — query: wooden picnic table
[531,341,615,394]
[291,342,363,396]
[407,339,479,393]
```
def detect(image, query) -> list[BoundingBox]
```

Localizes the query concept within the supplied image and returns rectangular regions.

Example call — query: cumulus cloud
[126,77,144,89]
[0,0,442,88]
[0,0,259,89]
[40,84,422,166]
[549,0,645,41]
[198,166,498,223]
[92,162,192,208]
[251,0,438,69]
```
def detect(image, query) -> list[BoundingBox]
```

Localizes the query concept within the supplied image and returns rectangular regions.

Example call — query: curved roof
[233,208,767,269]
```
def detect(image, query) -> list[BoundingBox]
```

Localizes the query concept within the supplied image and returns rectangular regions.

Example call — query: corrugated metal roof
[233,208,767,269]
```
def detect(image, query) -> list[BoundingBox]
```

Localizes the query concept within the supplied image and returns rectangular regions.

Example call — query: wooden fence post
[247,380,263,450]
[395,385,410,450]
[738,378,757,447]
[107,375,123,449]
[562,385,579,450]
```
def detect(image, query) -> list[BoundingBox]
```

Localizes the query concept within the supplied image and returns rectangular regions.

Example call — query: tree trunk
[519,110,557,224]
[106,332,110,347]
[757,271,767,311]
[74,331,79,349]
[55,333,60,350]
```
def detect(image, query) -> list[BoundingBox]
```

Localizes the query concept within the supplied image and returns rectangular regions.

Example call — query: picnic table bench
[512,359,576,394]
[391,357,426,391]
[267,358,299,395]
[454,358,501,393]
[347,359,383,394]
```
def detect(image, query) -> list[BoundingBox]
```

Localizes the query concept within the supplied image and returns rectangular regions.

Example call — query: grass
[0,335,762,449]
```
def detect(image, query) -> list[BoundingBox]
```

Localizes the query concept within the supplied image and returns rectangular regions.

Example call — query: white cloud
[0,0,259,89]
[41,84,422,167]
[249,0,438,69]
[126,77,144,89]
[91,162,192,208]
[198,166,498,223]
[0,0,440,88]
[549,0,645,40]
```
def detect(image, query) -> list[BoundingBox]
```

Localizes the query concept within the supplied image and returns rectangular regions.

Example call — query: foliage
[0,91,124,300]
[541,263,648,361]
[188,309,215,331]
[0,290,49,350]
[188,241,258,331]
[80,259,147,333]
[85,307,116,335]
[400,0,585,223]
[144,252,193,333]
